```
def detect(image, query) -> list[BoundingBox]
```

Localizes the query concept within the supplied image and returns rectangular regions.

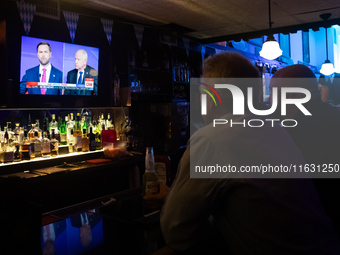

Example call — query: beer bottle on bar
[20,129,31,160]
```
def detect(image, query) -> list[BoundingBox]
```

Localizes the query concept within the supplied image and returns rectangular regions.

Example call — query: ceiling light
[319,13,335,76]
[259,0,282,60]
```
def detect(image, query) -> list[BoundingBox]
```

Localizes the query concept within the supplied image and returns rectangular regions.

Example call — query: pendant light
[259,0,282,60]
[319,13,335,76]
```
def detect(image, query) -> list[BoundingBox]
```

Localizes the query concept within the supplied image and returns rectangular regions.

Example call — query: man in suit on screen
[20,42,63,95]
[64,49,98,96]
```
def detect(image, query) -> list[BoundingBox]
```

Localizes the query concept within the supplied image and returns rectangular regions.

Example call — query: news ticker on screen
[26,78,94,90]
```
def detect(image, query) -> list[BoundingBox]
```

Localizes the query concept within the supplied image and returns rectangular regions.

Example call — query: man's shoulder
[26,65,39,73]
[67,68,77,75]
[85,65,98,77]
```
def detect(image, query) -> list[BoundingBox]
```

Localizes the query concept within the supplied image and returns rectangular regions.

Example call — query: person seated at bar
[152,52,340,255]
[269,64,340,236]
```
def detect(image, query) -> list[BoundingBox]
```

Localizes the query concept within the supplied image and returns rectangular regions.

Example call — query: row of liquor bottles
[0,112,117,163]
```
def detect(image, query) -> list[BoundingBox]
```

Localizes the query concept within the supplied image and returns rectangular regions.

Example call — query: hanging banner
[201,45,206,61]
[182,37,190,57]
[16,1,36,36]
[133,25,144,50]
[101,18,113,45]
[63,11,79,43]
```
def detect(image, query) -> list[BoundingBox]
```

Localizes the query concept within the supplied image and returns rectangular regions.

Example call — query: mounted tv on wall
[20,36,99,96]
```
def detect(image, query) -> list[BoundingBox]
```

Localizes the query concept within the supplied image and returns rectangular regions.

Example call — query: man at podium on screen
[64,49,98,96]
[20,42,63,95]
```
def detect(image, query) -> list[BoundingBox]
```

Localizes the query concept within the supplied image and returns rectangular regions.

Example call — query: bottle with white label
[154,155,171,185]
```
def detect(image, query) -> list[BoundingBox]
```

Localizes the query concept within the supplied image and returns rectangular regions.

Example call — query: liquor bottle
[35,119,42,138]
[13,123,20,135]
[95,130,101,151]
[43,115,49,138]
[20,129,31,160]
[18,127,24,144]
[49,114,60,143]
[31,131,42,159]
[113,66,120,105]
[143,147,159,196]
[143,147,159,211]
[82,116,88,131]
[7,122,14,144]
[74,113,82,152]
[28,123,37,140]
[89,127,96,151]
[2,145,14,163]
[50,130,59,157]
[41,131,51,158]
[27,114,32,132]
[82,129,89,152]
[60,116,68,146]
[106,113,112,129]
[13,133,21,162]
[154,155,171,185]
[68,129,75,153]
[4,127,9,145]
[67,113,74,141]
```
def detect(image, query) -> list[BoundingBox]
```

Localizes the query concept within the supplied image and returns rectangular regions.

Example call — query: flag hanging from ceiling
[63,11,79,43]
[133,25,144,50]
[16,1,36,36]
[182,37,190,57]
[101,18,113,45]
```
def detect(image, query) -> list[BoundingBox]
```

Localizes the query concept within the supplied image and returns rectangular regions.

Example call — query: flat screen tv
[20,36,99,96]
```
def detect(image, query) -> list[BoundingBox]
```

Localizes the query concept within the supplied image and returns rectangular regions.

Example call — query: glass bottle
[35,119,42,138]
[31,131,42,159]
[2,146,14,163]
[82,129,89,152]
[28,123,36,140]
[13,133,21,162]
[18,127,24,144]
[89,127,96,151]
[50,130,59,157]
[27,114,32,131]
[67,113,74,142]
[82,116,88,131]
[41,131,51,158]
[155,155,171,185]
[68,129,75,153]
[20,129,31,160]
[106,113,112,130]
[143,147,159,196]
[60,116,68,146]
[50,114,60,143]
[43,115,49,138]
[74,113,82,152]
[7,122,14,144]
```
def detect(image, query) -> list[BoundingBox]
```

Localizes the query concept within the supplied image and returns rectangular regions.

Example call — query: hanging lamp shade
[260,36,283,60]
[260,1,282,60]
[320,60,335,76]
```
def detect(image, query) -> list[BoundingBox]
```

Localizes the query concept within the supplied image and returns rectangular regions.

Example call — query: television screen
[20,36,99,96]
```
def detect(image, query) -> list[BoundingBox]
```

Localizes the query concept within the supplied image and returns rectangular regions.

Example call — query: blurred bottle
[31,131,42,159]
[35,119,42,138]
[82,129,89,152]
[13,133,21,162]
[68,129,75,153]
[60,116,68,146]
[74,113,82,152]
[89,127,96,151]
[50,130,59,156]
[155,155,171,185]
[20,129,31,160]
[143,147,159,196]
[41,131,51,158]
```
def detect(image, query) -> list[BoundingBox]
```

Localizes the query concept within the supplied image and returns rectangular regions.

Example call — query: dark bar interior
[1,0,340,254]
